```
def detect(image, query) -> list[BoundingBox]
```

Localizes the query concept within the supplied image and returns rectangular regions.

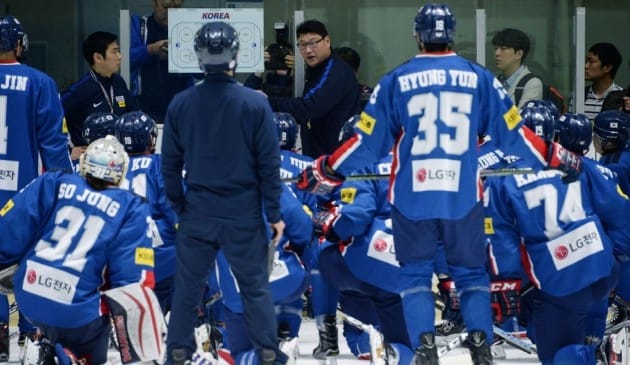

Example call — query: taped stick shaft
[283,167,535,183]
[337,310,371,332]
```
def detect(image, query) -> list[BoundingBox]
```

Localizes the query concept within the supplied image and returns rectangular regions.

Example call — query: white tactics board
[167,8,264,74]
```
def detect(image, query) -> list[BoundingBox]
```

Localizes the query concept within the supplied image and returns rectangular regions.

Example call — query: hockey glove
[490,278,521,324]
[437,276,460,311]
[296,156,344,196]
[546,141,582,183]
[312,209,341,243]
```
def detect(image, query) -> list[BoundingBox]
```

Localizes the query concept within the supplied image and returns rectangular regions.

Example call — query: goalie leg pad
[103,283,167,363]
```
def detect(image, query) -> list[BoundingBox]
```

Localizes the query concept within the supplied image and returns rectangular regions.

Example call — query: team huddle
[0,2,629,365]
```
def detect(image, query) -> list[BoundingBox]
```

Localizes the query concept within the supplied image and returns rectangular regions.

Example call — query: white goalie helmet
[78,135,129,186]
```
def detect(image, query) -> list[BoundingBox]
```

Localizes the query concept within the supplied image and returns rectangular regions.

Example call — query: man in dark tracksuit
[161,22,287,365]
[268,20,361,158]
[62,31,137,147]
[129,0,194,122]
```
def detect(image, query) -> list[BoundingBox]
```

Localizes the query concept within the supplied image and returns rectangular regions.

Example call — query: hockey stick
[338,310,466,359]
[282,167,535,183]
[493,325,536,354]
[605,320,630,336]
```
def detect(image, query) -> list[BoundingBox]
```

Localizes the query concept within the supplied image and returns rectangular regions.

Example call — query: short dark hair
[296,20,328,39]
[492,28,530,62]
[589,42,623,79]
[334,47,360,72]
[82,31,118,65]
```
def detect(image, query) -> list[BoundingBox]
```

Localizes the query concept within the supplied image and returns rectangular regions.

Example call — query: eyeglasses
[297,37,325,51]
[159,0,183,7]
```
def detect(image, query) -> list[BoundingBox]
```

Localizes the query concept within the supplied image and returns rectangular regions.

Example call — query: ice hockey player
[484,106,628,364]
[214,181,312,365]
[0,136,160,364]
[296,3,582,365]
[114,111,178,312]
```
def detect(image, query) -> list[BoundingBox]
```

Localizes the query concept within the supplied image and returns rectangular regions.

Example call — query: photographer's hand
[285,54,295,70]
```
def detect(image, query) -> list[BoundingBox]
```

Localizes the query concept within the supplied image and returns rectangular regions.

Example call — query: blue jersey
[478,139,519,171]
[280,150,316,212]
[599,149,630,196]
[332,156,392,240]
[484,158,629,296]
[218,184,311,313]
[0,171,154,328]
[120,154,177,282]
[317,156,400,292]
[327,52,549,220]
[0,62,72,206]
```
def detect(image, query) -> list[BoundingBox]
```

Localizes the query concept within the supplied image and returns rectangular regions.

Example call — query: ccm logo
[490,281,518,292]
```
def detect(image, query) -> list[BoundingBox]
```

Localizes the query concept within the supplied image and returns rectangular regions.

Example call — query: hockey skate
[607,298,630,335]
[600,325,629,365]
[312,315,339,359]
[0,323,7,363]
[21,337,58,365]
[434,311,465,337]
[18,332,40,364]
[280,337,300,365]
[467,330,494,365]
[411,333,438,365]
[489,339,506,360]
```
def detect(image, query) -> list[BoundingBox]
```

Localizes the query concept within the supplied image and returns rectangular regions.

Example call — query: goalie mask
[79,135,129,186]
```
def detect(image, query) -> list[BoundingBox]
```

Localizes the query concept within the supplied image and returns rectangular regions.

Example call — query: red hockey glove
[490,278,521,324]
[437,276,460,311]
[312,209,341,243]
[546,141,582,183]
[296,156,344,196]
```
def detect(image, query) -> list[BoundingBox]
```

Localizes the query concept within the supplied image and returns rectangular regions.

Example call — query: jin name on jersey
[58,183,120,217]
[0,74,28,91]
[398,69,478,92]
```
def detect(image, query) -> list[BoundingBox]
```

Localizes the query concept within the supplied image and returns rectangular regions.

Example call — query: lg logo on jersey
[23,260,79,304]
[412,159,461,192]
[547,222,603,270]
[416,167,457,182]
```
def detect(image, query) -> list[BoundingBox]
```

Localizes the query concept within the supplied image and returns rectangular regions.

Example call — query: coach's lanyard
[90,70,114,113]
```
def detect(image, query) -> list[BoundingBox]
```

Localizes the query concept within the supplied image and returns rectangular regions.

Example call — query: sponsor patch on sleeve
[62,117,68,133]
[356,112,376,136]
[135,247,154,267]
[340,187,357,203]
[484,217,494,234]
[503,106,522,130]
[0,199,13,216]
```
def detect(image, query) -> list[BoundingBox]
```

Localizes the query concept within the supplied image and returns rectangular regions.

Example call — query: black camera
[265,22,292,71]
